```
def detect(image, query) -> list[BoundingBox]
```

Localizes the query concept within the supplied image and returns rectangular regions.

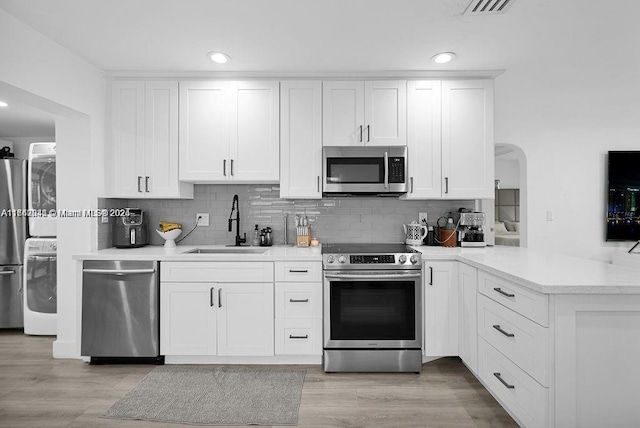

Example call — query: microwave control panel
[388,157,405,183]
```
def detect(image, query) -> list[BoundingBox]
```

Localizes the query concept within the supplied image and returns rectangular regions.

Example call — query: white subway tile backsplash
[97,185,474,247]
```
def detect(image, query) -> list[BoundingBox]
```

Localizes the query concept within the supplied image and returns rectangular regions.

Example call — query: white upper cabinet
[109,80,193,198]
[280,81,323,199]
[403,80,442,199]
[441,79,494,199]
[403,79,494,200]
[322,80,406,146]
[179,80,280,183]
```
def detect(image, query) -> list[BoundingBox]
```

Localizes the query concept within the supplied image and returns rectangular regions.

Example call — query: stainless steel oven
[322,146,407,194]
[322,244,422,372]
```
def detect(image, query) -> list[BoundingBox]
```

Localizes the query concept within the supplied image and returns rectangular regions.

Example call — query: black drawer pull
[493,287,515,298]
[493,372,515,389]
[289,269,309,273]
[493,325,515,338]
[289,298,309,303]
[289,335,309,339]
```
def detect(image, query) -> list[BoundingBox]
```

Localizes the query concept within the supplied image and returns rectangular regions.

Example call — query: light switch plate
[196,213,210,227]
[419,212,428,225]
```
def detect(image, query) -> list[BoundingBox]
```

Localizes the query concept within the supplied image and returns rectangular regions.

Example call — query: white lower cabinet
[274,261,322,356]
[423,261,458,357]
[458,262,478,373]
[479,338,548,428]
[160,262,274,357]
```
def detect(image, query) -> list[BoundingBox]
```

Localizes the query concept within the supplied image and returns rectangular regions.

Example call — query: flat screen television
[607,151,640,241]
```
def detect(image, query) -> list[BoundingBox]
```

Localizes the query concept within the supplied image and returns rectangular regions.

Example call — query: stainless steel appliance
[322,146,408,195]
[23,238,57,335]
[0,157,27,328]
[81,260,163,363]
[322,243,422,372]
[113,208,148,248]
[459,212,487,247]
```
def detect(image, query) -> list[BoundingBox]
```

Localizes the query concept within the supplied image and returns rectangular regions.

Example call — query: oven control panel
[350,255,395,264]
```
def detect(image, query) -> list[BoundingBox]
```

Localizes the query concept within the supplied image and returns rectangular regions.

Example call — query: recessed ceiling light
[431,52,457,64]
[207,51,231,64]
[0,101,8,108]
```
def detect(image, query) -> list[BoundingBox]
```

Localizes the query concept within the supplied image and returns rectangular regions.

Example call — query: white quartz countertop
[412,245,640,294]
[72,244,322,262]
[73,244,640,294]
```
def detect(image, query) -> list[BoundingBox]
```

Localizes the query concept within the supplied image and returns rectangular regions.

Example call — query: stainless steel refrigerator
[0,158,27,328]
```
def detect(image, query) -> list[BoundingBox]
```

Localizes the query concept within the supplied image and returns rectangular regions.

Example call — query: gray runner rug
[102,365,306,426]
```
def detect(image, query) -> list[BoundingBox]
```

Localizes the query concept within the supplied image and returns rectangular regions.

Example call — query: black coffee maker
[113,208,148,248]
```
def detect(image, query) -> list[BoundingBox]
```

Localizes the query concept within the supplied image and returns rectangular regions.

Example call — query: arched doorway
[494,143,527,247]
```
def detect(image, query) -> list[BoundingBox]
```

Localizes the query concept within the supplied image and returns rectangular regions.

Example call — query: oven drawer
[478,294,549,386]
[275,261,322,282]
[275,318,322,355]
[478,271,548,327]
[479,338,548,428]
[275,282,322,319]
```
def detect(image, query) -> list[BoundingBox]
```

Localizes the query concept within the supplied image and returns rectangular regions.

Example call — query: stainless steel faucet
[228,194,246,246]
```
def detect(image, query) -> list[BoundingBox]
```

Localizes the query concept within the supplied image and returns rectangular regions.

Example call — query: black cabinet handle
[210,287,214,307]
[493,324,515,338]
[359,125,363,142]
[230,159,234,176]
[429,266,433,285]
[289,298,309,303]
[218,288,222,308]
[137,176,143,192]
[289,269,308,273]
[145,176,150,192]
[366,125,370,142]
[445,177,449,194]
[289,335,309,339]
[493,287,515,298]
[223,159,226,176]
[494,372,515,389]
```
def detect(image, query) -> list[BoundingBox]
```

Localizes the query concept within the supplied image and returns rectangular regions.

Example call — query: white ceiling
[0,0,570,73]
[0,0,637,138]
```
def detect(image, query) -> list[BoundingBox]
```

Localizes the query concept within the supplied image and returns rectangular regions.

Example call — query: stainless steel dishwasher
[81,260,163,364]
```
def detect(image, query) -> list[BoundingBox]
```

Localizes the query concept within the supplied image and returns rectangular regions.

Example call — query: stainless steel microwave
[322,146,408,194]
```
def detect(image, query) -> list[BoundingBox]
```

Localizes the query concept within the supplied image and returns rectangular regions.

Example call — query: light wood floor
[0,330,516,427]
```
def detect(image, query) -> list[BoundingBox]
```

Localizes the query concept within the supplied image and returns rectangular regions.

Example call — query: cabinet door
[364,80,406,146]
[217,282,274,356]
[458,263,478,373]
[402,80,442,200]
[160,282,217,355]
[322,81,365,146]
[424,261,458,357]
[280,81,323,199]
[229,81,280,182]
[144,81,193,198]
[179,81,229,182]
[441,80,494,199]
[110,81,146,197]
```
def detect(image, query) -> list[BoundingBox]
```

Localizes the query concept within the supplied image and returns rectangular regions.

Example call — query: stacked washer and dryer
[23,143,57,336]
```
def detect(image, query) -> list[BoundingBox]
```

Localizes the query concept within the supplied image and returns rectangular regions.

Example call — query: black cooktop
[321,243,419,254]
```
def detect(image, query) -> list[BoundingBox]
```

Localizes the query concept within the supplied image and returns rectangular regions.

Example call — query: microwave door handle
[383,151,389,189]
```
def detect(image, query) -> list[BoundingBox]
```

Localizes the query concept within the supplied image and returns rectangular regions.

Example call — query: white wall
[1,137,56,160]
[494,1,640,262]
[495,159,519,189]
[0,9,105,358]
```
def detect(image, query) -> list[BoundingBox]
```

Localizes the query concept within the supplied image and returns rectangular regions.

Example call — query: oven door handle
[324,273,421,280]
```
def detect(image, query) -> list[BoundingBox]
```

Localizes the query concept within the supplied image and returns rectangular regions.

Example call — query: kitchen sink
[185,247,268,254]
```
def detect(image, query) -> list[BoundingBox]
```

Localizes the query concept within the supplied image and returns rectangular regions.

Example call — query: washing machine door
[25,254,57,314]
[29,155,56,212]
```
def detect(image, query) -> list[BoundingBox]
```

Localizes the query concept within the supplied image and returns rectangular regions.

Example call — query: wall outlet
[196,213,210,227]
[546,211,554,221]
[419,212,428,225]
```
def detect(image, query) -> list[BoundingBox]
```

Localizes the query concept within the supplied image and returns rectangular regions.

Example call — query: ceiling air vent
[464,0,515,15]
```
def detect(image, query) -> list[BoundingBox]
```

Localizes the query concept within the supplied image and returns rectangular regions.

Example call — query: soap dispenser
[252,225,260,246]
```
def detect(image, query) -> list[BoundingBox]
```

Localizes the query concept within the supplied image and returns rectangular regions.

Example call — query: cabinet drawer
[161,262,274,283]
[478,271,548,327]
[275,261,321,282]
[275,282,322,319]
[479,338,548,428]
[478,294,549,386]
[275,318,322,355]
